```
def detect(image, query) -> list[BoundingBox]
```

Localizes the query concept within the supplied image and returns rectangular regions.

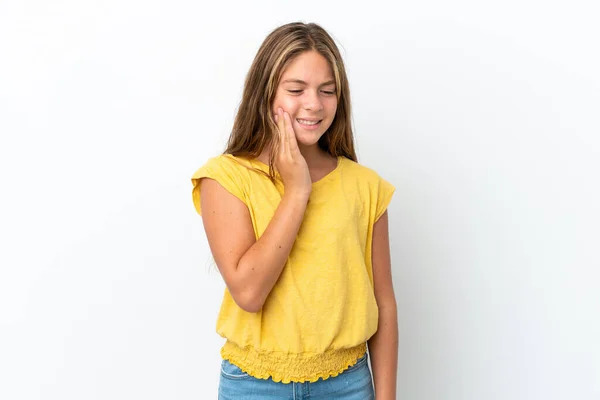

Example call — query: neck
[257,141,333,167]
[297,143,330,167]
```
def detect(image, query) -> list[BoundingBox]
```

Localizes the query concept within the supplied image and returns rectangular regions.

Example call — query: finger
[276,108,285,155]
[284,111,299,153]
[274,113,281,146]
[281,109,290,155]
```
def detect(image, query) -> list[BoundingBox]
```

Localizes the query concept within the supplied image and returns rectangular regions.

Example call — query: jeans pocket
[220,359,251,380]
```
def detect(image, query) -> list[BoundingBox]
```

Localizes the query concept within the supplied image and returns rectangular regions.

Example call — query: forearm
[368,302,399,400]
[235,191,309,310]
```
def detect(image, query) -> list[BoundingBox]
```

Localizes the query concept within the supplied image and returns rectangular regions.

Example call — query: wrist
[283,188,311,203]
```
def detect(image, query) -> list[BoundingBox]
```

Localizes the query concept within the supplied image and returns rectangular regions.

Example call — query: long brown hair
[224,22,357,181]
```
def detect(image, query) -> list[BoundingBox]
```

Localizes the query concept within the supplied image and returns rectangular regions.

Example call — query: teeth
[297,119,320,125]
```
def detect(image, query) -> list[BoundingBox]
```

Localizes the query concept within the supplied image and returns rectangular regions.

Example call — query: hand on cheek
[273,106,292,126]
[273,106,285,116]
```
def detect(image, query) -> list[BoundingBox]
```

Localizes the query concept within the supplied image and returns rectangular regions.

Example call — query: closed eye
[286,90,336,95]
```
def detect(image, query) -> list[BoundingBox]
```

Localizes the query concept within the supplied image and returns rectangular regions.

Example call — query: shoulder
[190,154,253,216]
[340,157,388,184]
[191,154,264,189]
[340,157,396,219]
[190,153,256,195]
[191,154,249,179]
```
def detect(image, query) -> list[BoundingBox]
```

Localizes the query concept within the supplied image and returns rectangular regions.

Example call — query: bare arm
[367,210,399,400]
[199,108,311,313]
[200,180,309,313]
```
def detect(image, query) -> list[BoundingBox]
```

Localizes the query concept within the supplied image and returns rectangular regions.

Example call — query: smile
[296,119,322,126]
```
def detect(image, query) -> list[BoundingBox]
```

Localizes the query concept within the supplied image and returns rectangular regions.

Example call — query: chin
[293,121,331,147]
[295,132,325,147]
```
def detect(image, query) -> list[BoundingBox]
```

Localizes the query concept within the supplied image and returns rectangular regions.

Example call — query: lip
[296,117,322,122]
[296,119,322,130]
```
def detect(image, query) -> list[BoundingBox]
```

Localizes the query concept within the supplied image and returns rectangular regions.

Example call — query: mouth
[296,118,323,129]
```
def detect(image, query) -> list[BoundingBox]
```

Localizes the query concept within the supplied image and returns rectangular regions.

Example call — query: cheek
[272,95,299,115]
[326,101,338,118]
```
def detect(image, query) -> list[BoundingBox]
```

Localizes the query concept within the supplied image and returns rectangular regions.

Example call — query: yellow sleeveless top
[191,154,395,383]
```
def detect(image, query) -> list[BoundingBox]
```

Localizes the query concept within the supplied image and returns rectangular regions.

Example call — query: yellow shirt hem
[220,340,368,383]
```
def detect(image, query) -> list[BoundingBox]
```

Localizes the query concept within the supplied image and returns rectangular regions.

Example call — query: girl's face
[271,50,338,147]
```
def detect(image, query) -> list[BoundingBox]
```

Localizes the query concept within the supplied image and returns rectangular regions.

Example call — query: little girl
[191,22,398,400]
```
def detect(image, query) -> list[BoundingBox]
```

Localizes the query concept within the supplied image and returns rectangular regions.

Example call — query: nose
[303,89,324,112]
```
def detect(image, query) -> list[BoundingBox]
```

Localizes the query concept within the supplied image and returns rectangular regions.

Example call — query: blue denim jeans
[218,351,374,399]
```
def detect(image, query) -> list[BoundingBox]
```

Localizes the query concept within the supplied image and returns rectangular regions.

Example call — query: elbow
[240,301,263,314]
[231,288,265,314]
[228,260,266,313]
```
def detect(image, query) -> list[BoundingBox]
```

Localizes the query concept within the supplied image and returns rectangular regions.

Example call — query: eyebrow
[281,79,336,86]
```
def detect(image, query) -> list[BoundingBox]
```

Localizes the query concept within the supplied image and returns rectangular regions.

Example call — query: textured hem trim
[220,341,368,383]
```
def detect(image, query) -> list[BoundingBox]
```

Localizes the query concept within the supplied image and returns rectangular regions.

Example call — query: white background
[1,1,599,399]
